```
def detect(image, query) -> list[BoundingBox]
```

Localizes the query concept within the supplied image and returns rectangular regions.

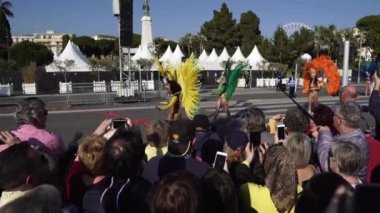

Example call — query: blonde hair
[284,133,311,169]
[146,120,168,148]
[77,134,107,176]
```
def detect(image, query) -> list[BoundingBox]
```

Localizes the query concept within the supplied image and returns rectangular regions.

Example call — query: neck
[339,173,360,186]
[338,126,356,135]
[93,175,105,184]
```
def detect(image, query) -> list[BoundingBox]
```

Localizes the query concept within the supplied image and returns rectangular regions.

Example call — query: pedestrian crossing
[199,97,370,120]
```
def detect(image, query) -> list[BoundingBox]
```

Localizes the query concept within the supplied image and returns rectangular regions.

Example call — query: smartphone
[249,131,261,147]
[112,119,128,129]
[277,124,286,140]
[213,151,227,170]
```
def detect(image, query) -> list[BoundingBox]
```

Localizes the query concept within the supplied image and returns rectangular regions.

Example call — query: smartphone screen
[249,131,261,147]
[112,119,127,129]
[213,151,227,170]
[277,124,286,140]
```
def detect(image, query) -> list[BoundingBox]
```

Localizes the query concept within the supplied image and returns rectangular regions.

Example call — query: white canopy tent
[169,45,185,66]
[159,46,173,63]
[231,47,246,62]
[218,47,230,64]
[247,45,269,70]
[45,40,91,72]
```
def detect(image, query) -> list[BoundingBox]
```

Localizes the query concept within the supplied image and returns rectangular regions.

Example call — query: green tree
[10,41,54,67]
[237,11,261,56]
[200,3,239,54]
[314,25,340,58]
[96,39,115,57]
[272,27,292,65]
[61,34,71,52]
[0,58,15,83]
[290,27,315,57]
[153,37,177,58]
[0,0,13,60]
[356,15,380,55]
[72,36,97,57]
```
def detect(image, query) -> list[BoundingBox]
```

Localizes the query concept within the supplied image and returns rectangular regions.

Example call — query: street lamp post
[357,35,363,84]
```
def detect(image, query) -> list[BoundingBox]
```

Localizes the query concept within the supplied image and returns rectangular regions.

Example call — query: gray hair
[284,107,310,133]
[331,142,362,176]
[245,107,266,132]
[14,97,46,125]
[335,102,361,128]
[285,133,312,169]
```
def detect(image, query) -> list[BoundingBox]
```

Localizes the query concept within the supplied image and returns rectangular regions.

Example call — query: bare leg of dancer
[213,98,222,121]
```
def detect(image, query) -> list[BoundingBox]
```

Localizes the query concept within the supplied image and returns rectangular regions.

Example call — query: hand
[244,142,254,165]
[0,131,20,146]
[93,119,112,136]
[155,106,161,111]
[258,143,269,164]
[271,114,284,121]
[318,125,330,132]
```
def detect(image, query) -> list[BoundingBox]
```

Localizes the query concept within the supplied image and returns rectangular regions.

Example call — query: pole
[357,37,362,83]
[118,17,123,83]
[295,63,298,92]
[342,41,350,87]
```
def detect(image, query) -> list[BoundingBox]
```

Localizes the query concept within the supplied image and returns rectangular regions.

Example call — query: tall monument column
[141,0,153,48]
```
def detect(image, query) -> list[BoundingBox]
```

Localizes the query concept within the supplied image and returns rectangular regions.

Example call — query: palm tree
[0,0,13,60]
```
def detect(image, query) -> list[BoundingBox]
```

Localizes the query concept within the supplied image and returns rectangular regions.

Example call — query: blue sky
[9,0,380,41]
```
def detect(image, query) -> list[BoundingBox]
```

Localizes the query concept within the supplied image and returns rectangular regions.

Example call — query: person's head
[77,134,107,176]
[167,80,181,94]
[0,184,62,213]
[103,128,145,178]
[333,102,361,132]
[339,85,357,103]
[245,107,266,132]
[263,144,298,212]
[295,173,351,213]
[14,97,48,128]
[284,107,310,133]
[0,143,50,190]
[224,130,248,163]
[330,142,362,177]
[311,103,338,134]
[145,120,168,148]
[284,133,312,169]
[200,169,238,213]
[153,171,202,213]
[192,114,210,133]
[167,119,195,156]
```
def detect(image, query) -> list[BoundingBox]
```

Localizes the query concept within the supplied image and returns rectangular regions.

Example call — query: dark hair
[14,97,47,126]
[311,103,338,134]
[284,107,310,133]
[0,143,50,190]
[153,171,202,213]
[146,120,168,148]
[245,107,266,132]
[103,128,145,178]
[200,169,238,213]
[295,173,351,213]
[168,80,181,94]
[167,119,195,156]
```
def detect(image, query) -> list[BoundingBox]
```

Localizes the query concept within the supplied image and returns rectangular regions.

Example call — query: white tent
[169,45,185,66]
[218,47,230,63]
[131,46,142,61]
[247,45,268,70]
[198,49,208,62]
[203,48,223,70]
[159,46,173,63]
[132,45,154,61]
[45,40,91,72]
[231,47,246,62]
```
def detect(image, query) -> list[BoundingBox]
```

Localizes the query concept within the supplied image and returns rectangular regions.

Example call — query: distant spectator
[153,171,202,213]
[285,133,315,185]
[0,184,61,213]
[330,142,363,188]
[0,97,65,161]
[200,169,238,213]
[142,119,210,184]
[0,143,51,208]
[369,72,380,140]
[317,102,369,182]
[339,84,357,103]
[240,144,300,213]
[289,72,296,98]
[144,120,168,161]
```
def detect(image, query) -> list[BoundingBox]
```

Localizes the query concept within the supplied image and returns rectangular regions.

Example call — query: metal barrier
[65,82,157,108]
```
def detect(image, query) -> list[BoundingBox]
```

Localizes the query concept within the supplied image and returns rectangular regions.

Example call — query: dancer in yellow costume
[156,56,201,121]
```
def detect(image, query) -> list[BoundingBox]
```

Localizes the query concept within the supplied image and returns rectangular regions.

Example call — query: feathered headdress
[302,55,340,95]
[225,63,247,100]
[155,57,201,119]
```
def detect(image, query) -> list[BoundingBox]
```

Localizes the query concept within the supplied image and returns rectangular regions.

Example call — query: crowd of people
[0,73,379,213]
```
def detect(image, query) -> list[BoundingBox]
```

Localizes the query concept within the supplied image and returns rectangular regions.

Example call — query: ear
[25,175,33,187]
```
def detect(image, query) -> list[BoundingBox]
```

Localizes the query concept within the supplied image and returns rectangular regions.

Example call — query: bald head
[340,85,357,103]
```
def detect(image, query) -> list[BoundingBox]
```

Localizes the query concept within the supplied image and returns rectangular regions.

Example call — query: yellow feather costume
[156,56,201,120]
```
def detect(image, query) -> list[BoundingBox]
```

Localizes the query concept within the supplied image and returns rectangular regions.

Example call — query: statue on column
[143,0,150,16]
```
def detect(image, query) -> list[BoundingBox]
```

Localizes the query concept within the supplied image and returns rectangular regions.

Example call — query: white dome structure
[247,45,268,70]
[231,47,246,62]
[300,53,312,61]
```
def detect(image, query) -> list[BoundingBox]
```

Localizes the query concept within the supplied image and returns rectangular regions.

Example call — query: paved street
[0,84,372,144]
